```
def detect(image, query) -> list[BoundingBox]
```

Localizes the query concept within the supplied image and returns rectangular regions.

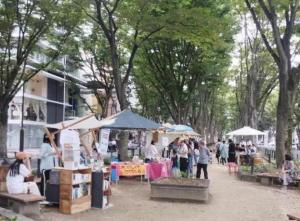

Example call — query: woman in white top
[6,152,41,195]
[178,140,188,176]
[144,140,159,163]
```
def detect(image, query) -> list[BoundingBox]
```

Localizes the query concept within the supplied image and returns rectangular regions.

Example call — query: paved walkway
[42,163,300,221]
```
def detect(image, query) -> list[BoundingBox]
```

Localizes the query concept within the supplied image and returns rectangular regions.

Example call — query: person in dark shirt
[171,149,180,177]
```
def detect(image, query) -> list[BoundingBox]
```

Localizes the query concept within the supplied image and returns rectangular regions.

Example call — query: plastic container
[111,166,119,182]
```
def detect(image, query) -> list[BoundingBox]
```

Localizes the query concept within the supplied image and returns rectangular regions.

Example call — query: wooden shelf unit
[59,167,92,214]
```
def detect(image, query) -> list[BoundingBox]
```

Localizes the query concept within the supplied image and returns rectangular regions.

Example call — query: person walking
[220,140,228,165]
[196,141,210,179]
[215,139,221,164]
[227,139,237,173]
[178,139,188,177]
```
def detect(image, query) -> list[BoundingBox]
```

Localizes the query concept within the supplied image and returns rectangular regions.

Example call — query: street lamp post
[19,83,25,151]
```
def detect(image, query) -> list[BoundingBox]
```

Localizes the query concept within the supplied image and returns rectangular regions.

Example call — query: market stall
[44,114,113,213]
[95,110,172,181]
[227,126,266,145]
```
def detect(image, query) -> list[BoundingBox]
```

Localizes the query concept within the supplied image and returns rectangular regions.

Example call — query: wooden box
[151,178,210,202]
[58,167,92,214]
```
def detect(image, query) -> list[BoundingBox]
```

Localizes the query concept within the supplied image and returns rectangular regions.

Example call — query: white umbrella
[227,126,265,136]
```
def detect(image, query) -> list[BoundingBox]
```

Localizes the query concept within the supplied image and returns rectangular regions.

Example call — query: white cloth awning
[45,114,102,130]
[227,126,265,136]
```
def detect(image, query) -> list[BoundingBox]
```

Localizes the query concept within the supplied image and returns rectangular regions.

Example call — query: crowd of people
[5,134,299,197]
[215,138,258,172]
[144,137,211,179]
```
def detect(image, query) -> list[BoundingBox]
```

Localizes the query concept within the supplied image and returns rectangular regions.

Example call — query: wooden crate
[58,167,92,214]
[151,178,210,202]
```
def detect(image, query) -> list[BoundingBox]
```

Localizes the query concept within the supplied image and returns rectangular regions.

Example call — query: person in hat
[6,152,41,195]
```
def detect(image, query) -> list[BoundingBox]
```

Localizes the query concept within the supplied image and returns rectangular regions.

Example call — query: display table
[111,162,146,180]
[111,160,172,182]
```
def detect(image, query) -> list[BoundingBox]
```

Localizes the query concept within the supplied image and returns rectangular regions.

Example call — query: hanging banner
[99,129,111,154]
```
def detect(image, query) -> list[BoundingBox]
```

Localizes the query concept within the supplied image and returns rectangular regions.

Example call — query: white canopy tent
[227,126,266,145]
[45,114,101,130]
[227,126,265,136]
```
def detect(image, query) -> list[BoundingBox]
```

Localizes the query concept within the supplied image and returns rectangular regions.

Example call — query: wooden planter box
[237,171,260,183]
[150,178,209,202]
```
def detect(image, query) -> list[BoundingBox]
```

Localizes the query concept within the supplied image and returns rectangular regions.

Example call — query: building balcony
[8,97,47,123]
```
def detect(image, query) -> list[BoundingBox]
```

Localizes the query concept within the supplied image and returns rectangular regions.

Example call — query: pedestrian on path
[227,139,237,173]
[196,141,210,179]
[215,139,221,164]
[220,140,228,165]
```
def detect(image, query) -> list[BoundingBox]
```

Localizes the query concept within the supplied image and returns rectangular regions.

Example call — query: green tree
[0,0,84,158]
[75,0,231,160]
[245,0,300,166]
[233,13,278,129]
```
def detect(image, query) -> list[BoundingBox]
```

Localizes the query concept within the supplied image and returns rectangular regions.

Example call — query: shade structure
[97,110,161,130]
[46,110,161,130]
[227,126,265,136]
[45,114,100,130]
[170,124,194,132]
[165,130,200,137]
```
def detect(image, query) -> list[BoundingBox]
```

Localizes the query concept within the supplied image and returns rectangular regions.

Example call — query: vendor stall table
[111,162,147,182]
[111,160,172,182]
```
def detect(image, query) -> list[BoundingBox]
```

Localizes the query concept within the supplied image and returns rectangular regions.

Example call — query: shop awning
[98,110,161,130]
[45,114,100,130]
[45,110,161,130]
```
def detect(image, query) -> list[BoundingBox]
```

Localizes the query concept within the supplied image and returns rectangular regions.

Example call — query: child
[209,149,213,164]
[171,149,180,177]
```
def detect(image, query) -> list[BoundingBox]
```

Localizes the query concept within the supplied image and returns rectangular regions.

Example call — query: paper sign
[162,137,169,146]
[119,164,146,176]
[99,129,111,154]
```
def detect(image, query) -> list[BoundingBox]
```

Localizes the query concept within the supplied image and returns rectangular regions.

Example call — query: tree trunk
[118,130,129,161]
[275,70,297,167]
[0,105,8,159]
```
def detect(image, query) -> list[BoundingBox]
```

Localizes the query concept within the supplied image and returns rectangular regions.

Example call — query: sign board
[119,164,146,176]
[99,129,111,154]
[162,137,169,146]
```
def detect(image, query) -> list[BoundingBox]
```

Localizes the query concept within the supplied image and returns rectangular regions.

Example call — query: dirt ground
[41,163,300,221]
